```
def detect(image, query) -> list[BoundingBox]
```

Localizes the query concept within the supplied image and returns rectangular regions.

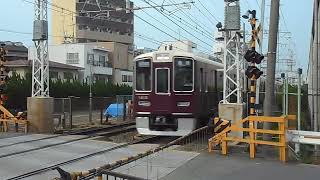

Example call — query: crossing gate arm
[287,130,320,145]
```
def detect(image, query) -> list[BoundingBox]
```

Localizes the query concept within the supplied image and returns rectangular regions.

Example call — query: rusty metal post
[123,97,127,121]
[97,173,103,180]
[68,96,74,129]
[100,108,103,125]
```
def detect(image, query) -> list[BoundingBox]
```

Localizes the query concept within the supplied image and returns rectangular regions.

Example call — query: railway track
[8,135,159,180]
[0,121,136,159]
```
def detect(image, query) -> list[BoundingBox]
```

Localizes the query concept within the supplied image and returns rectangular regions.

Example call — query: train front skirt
[136,117,197,136]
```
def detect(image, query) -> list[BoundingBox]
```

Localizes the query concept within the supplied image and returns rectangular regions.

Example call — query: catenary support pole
[295,68,302,153]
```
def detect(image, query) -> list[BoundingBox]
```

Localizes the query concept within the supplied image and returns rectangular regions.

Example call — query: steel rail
[0,135,62,149]
[79,126,210,180]
[0,121,135,149]
[8,136,158,180]
[0,122,136,159]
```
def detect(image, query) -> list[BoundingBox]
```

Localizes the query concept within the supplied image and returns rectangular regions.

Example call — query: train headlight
[177,101,190,107]
[138,101,151,107]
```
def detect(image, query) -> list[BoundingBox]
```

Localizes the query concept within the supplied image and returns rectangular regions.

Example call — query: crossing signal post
[243,10,264,116]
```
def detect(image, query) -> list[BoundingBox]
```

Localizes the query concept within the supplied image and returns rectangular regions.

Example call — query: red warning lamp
[244,49,264,64]
[245,66,263,79]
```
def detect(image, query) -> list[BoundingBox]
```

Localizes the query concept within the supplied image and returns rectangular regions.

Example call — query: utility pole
[89,65,93,124]
[314,0,319,132]
[263,0,280,134]
[256,0,265,105]
[32,0,49,97]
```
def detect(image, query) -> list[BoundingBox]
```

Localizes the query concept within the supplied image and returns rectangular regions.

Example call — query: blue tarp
[104,103,127,118]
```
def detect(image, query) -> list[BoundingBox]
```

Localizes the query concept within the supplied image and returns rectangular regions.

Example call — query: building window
[50,71,59,79]
[66,53,79,64]
[87,53,94,64]
[122,75,128,82]
[99,55,106,67]
[64,72,73,80]
[127,75,132,82]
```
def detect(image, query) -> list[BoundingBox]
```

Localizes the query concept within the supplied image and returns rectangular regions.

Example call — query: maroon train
[133,46,223,136]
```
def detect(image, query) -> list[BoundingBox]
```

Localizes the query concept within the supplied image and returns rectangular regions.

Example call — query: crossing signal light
[244,49,264,64]
[245,66,263,79]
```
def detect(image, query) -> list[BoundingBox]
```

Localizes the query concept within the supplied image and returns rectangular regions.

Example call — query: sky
[0,0,314,74]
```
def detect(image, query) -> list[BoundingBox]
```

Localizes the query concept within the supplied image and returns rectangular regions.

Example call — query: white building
[29,42,133,86]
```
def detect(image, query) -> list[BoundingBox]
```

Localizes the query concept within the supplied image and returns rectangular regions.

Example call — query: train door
[154,67,171,113]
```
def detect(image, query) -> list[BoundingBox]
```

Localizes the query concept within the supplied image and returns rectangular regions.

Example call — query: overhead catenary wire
[141,0,214,52]
[191,2,216,26]
[167,0,215,39]
[195,0,220,23]
[137,5,214,43]
[134,14,212,56]
[134,32,195,53]
[20,0,214,55]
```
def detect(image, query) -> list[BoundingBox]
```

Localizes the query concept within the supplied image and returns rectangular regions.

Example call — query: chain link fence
[53,96,132,130]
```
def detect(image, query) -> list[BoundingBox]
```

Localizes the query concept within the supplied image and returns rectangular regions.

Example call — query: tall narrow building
[51,0,134,45]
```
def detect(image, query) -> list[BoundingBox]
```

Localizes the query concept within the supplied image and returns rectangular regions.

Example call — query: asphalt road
[162,152,320,180]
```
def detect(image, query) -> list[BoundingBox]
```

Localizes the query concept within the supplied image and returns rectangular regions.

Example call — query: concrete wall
[76,30,133,45]
[98,42,131,70]
[114,69,133,86]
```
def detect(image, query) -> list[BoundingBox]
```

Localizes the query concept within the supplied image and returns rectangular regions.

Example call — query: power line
[192,3,216,26]
[243,0,252,9]
[137,4,214,42]
[134,32,216,59]
[141,0,213,52]
[195,0,220,22]
[20,0,213,55]
[167,0,215,39]
[255,0,261,9]
[135,14,212,55]
[0,28,64,38]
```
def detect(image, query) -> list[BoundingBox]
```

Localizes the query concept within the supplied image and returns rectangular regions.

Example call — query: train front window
[174,58,193,91]
[136,59,151,91]
[156,68,169,94]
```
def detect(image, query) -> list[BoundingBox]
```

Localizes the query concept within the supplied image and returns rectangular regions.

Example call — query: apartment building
[29,43,112,83]
[51,0,134,45]
[28,42,133,86]
[6,60,83,82]
[0,41,28,61]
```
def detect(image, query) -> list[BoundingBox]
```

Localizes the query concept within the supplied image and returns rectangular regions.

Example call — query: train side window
[211,70,215,91]
[204,71,208,92]
[200,68,204,92]
[136,59,151,91]
[174,58,193,92]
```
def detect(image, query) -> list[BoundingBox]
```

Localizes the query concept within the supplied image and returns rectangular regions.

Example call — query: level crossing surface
[162,152,320,180]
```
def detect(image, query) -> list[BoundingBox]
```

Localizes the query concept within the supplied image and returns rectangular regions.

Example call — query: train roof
[134,50,224,69]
